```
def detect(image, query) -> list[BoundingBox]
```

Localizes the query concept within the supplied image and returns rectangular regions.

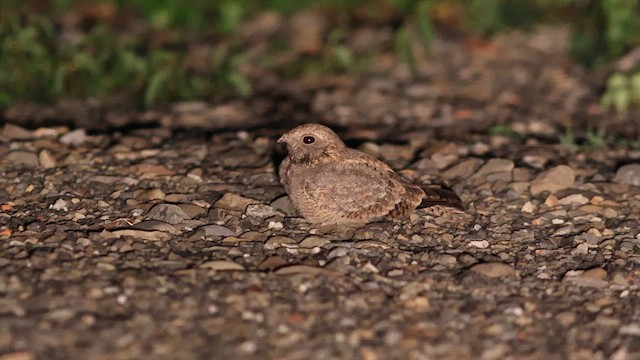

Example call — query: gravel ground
[1,27,640,360]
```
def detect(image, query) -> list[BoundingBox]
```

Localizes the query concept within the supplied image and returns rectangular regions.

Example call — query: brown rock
[471,262,516,278]
[200,260,245,271]
[38,149,56,168]
[6,151,39,167]
[613,164,640,186]
[215,193,258,211]
[442,158,484,180]
[530,165,575,195]
[2,123,34,140]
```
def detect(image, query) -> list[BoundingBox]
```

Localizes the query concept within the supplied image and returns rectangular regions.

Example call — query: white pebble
[521,201,535,213]
[50,198,68,211]
[117,294,127,305]
[469,240,490,248]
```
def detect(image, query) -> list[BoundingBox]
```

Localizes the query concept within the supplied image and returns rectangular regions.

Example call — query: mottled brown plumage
[278,123,463,226]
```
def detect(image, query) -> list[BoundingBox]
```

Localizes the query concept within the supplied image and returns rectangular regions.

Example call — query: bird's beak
[277,136,286,143]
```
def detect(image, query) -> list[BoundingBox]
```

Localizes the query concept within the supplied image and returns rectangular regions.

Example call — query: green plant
[559,125,611,150]
[559,125,577,151]
[2,0,640,111]
[603,0,640,59]
[0,16,57,104]
[613,134,640,148]
[392,0,434,72]
[489,123,518,137]
[585,126,608,148]
[601,72,640,113]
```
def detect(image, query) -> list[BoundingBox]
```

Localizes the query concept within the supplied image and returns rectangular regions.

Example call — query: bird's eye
[303,136,315,144]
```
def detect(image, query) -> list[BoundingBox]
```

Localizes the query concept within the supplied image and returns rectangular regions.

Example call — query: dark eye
[303,136,315,144]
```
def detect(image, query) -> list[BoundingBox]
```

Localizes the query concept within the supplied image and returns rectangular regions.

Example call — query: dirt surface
[1,28,640,360]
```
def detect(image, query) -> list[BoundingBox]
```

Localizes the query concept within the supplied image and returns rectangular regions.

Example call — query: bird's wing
[345,150,425,203]
[279,156,291,194]
[346,150,463,212]
[304,157,404,220]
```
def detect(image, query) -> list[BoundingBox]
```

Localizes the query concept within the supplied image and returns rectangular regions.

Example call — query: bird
[277,123,464,226]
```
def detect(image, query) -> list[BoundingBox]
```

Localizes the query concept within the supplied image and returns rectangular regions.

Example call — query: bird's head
[277,123,347,164]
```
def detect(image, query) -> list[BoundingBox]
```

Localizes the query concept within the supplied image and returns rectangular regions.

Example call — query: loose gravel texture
[1,122,639,360]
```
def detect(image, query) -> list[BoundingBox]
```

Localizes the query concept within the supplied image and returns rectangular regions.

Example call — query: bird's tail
[418,185,465,211]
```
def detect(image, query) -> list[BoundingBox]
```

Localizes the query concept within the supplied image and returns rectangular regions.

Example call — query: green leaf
[613,88,631,113]
[630,72,640,104]
[586,127,607,148]
[603,0,640,57]
[395,24,416,71]
[150,8,172,29]
[489,123,518,137]
[145,69,171,106]
[52,66,66,96]
[219,0,244,34]
[228,72,252,97]
[0,91,12,106]
[333,45,354,69]
[467,0,501,36]
[602,72,631,113]
[415,0,434,53]
[559,125,576,151]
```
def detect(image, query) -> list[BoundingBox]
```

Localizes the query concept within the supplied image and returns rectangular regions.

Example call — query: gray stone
[146,204,191,224]
[244,204,277,219]
[442,158,484,180]
[60,129,88,146]
[613,163,640,186]
[133,220,180,234]
[6,151,39,167]
[199,225,236,237]
[50,199,68,212]
[177,204,206,218]
[470,158,514,179]
[270,196,298,216]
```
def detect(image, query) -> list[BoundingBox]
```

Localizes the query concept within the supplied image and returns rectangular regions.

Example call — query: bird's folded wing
[305,162,400,218]
[278,157,291,194]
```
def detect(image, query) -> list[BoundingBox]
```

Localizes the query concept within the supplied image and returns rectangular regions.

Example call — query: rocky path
[0,119,639,360]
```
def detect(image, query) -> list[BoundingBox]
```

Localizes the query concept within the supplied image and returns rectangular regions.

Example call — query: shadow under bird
[277,123,464,226]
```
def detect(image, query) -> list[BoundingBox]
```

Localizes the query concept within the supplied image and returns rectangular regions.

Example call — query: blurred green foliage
[601,72,640,113]
[1,0,640,109]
